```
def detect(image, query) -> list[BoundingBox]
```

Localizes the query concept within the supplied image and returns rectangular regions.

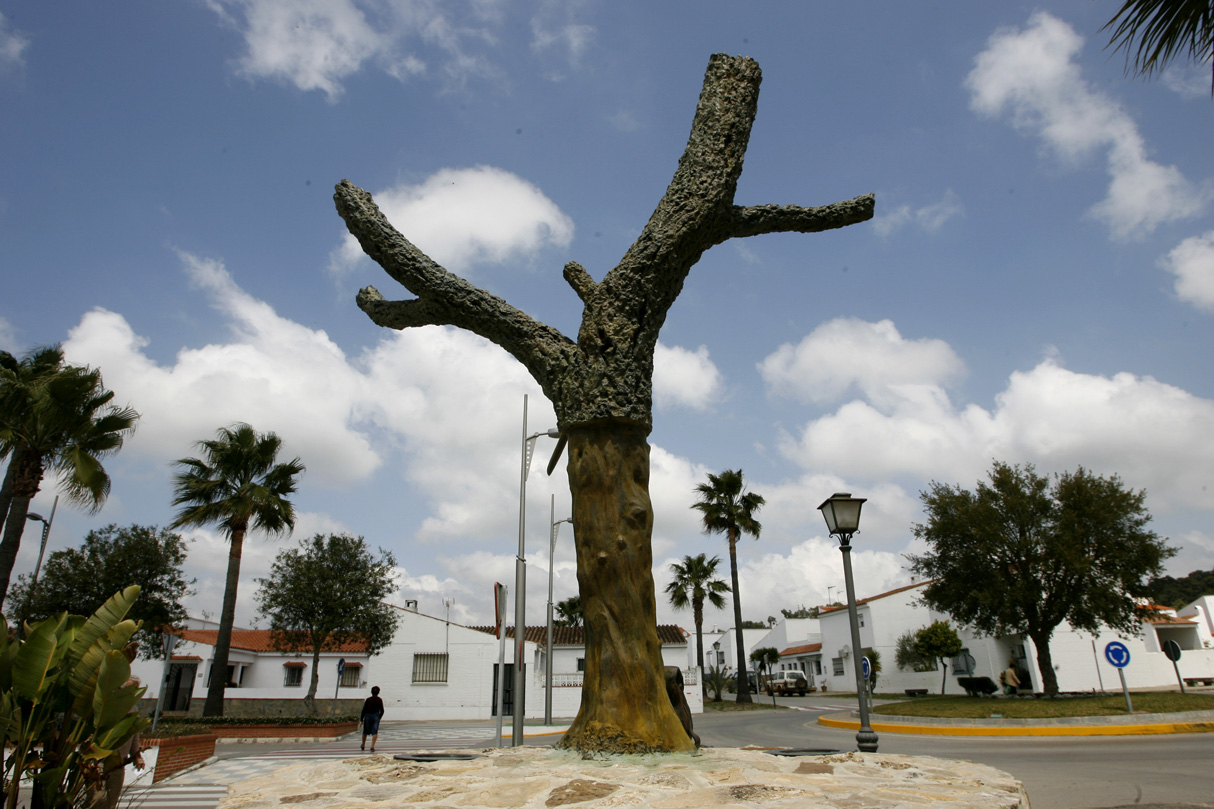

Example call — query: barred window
[412,653,449,683]
[284,664,304,687]
[576,657,586,672]
[340,662,362,687]
[832,657,845,676]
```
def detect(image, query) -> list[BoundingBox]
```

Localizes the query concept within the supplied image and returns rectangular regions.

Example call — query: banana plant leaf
[67,587,139,697]
[11,615,69,703]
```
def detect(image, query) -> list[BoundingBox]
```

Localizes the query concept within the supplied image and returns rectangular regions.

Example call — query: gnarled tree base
[556,422,695,754]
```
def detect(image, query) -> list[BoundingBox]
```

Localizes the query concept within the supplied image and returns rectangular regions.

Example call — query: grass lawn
[703,700,788,712]
[872,692,1214,719]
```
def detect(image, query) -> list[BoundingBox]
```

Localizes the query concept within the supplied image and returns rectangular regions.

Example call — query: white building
[813,581,1214,695]
[134,605,701,720]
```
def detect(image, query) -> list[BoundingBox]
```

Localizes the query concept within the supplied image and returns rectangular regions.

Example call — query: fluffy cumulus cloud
[758,318,965,409]
[205,0,592,98]
[966,11,1207,240]
[653,342,723,412]
[769,320,1214,515]
[872,190,964,237]
[1161,231,1214,312]
[330,167,574,276]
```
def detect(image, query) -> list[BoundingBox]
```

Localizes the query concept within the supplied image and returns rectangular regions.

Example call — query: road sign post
[494,582,508,747]
[1162,640,1185,694]
[861,655,873,712]
[334,657,346,713]
[1104,641,1133,713]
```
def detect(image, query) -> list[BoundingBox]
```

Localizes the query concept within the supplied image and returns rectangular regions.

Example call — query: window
[832,657,844,676]
[951,650,976,675]
[340,662,362,687]
[716,651,725,665]
[284,663,305,687]
[576,657,586,672]
[412,653,449,683]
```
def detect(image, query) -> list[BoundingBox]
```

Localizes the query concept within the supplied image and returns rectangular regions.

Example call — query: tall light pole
[545,494,572,725]
[818,491,878,753]
[515,394,559,745]
[25,495,59,606]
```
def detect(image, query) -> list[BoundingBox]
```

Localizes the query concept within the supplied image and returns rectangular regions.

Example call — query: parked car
[725,672,759,694]
[763,670,810,696]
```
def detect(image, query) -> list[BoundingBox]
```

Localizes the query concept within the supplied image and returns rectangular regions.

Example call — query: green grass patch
[704,700,788,712]
[873,693,1214,719]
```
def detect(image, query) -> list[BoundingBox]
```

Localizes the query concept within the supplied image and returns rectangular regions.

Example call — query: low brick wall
[144,732,216,783]
[209,721,359,739]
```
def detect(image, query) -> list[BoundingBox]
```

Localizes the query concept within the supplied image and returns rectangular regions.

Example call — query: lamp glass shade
[818,492,866,536]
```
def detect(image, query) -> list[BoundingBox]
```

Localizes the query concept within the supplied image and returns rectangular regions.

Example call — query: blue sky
[2,2,1212,632]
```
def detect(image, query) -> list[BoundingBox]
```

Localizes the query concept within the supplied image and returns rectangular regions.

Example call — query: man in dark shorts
[360,685,385,752]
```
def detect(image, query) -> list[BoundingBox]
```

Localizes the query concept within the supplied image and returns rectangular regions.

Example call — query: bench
[1183,678,1214,686]
[904,689,928,697]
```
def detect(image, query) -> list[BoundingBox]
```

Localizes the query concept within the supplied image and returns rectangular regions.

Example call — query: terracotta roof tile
[176,628,370,654]
[780,643,822,656]
[818,581,929,614]
[468,625,687,645]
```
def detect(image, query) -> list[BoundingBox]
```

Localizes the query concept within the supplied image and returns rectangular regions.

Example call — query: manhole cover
[393,752,485,762]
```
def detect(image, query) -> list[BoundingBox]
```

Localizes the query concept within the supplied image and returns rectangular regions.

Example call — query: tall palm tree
[0,347,139,609]
[664,553,730,678]
[554,594,583,627]
[691,469,764,703]
[1103,0,1214,91]
[170,423,304,717]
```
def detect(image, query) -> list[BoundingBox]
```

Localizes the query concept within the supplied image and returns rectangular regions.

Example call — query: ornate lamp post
[545,494,572,725]
[818,492,878,753]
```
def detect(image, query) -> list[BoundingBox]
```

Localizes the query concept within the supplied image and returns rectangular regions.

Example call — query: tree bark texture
[1030,629,1059,696]
[335,54,874,752]
[0,448,41,611]
[204,528,245,717]
[727,532,751,703]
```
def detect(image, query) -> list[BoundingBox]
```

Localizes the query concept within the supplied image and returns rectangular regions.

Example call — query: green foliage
[780,606,818,619]
[554,595,583,627]
[1102,0,1213,90]
[862,647,882,690]
[738,620,768,629]
[1142,567,1214,608]
[909,461,1174,695]
[0,586,149,809]
[911,621,963,695]
[255,533,400,709]
[895,630,937,672]
[665,553,729,674]
[749,647,780,677]
[704,664,727,702]
[692,469,764,703]
[7,524,194,656]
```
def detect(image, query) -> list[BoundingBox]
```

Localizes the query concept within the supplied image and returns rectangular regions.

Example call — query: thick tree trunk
[1029,629,1058,696]
[728,532,751,703]
[0,449,41,612]
[305,644,322,715]
[0,454,17,538]
[204,527,246,717]
[557,422,695,753]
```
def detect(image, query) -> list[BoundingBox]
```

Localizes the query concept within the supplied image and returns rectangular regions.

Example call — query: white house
[134,605,701,720]
[814,581,1214,695]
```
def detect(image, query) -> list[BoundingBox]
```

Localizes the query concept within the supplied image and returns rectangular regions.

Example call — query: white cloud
[966,11,1206,240]
[758,318,965,408]
[773,323,1214,514]
[330,166,574,276]
[206,0,504,99]
[1162,64,1212,100]
[0,12,29,74]
[872,190,964,237]
[1160,230,1214,311]
[530,0,595,69]
[0,316,17,353]
[653,342,723,412]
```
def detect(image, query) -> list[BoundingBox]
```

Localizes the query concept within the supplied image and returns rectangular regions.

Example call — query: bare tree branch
[728,195,876,241]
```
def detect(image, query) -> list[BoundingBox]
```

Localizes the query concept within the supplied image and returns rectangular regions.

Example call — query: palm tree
[554,594,583,627]
[170,423,304,717]
[664,553,730,679]
[1103,0,1213,91]
[0,347,139,609]
[691,469,764,703]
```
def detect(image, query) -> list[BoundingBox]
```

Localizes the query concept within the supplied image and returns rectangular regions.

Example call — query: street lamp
[515,394,560,746]
[24,495,59,604]
[818,491,878,753]
[545,494,573,725]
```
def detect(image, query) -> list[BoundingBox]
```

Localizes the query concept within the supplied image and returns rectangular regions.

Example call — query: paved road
[128,703,1214,809]
[698,695,1214,809]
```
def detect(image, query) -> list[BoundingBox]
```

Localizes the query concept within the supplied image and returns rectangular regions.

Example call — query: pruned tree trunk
[335,53,874,752]
[1030,629,1059,696]
[305,644,322,715]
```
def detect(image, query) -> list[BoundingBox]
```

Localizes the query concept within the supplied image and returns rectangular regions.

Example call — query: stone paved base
[217,746,1029,808]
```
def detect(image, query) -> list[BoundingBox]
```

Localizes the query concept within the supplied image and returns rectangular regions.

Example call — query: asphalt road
[697,694,1214,809]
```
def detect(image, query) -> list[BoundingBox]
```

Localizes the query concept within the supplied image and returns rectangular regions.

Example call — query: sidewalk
[818,708,1214,736]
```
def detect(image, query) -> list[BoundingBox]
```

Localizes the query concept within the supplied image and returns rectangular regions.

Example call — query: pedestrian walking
[360,685,385,752]
[1000,663,1021,695]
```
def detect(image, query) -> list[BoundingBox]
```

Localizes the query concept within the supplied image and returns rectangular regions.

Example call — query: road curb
[817,710,1214,736]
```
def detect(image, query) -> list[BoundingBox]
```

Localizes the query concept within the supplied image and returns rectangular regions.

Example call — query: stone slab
[217,747,1028,808]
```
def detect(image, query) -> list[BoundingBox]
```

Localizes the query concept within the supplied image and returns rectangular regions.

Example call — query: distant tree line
[1142,568,1214,608]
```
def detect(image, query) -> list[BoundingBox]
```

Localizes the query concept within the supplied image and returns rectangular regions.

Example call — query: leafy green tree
[6,524,193,655]
[1142,567,1214,608]
[0,347,139,610]
[664,553,730,677]
[255,533,400,713]
[554,595,583,627]
[704,663,727,702]
[738,619,769,629]
[692,469,765,704]
[909,462,1174,695]
[1103,0,1213,91]
[170,423,304,717]
[912,621,962,695]
[862,647,882,691]
[780,606,818,619]
[749,646,780,690]
[894,629,935,673]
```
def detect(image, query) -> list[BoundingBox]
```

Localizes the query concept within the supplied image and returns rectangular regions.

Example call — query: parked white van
[763,670,809,695]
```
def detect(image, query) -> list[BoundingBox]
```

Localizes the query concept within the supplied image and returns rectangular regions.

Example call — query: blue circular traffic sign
[1104,641,1130,668]
[861,656,871,680]
[337,657,346,675]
